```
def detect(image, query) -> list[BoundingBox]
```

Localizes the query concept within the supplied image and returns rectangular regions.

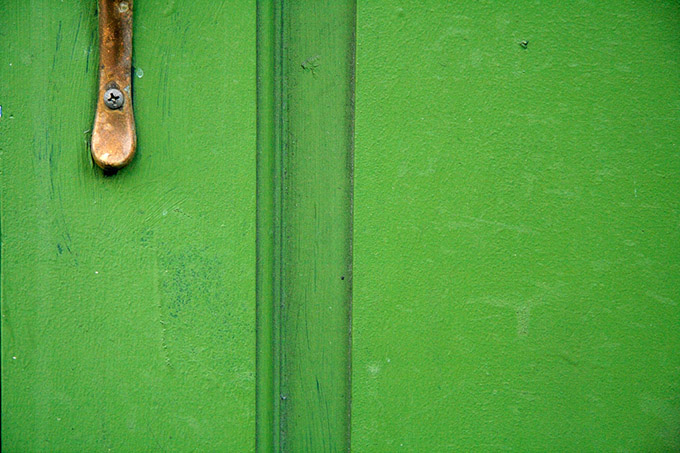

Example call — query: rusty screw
[104,88,124,110]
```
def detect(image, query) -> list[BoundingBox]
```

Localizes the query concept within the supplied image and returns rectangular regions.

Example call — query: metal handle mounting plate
[91,0,136,170]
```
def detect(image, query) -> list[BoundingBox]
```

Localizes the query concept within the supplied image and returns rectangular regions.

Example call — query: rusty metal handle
[91,0,136,170]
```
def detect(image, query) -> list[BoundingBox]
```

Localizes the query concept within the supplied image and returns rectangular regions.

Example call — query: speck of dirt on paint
[12,356,17,360]
[520,40,529,49]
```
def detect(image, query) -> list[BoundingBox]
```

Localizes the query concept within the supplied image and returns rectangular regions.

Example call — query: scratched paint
[352,1,680,451]
[0,1,256,450]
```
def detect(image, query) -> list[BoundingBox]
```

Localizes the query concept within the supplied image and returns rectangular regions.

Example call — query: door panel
[353,1,680,451]
[1,1,256,450]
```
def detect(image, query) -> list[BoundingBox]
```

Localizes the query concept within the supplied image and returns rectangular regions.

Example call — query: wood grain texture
[352,1,680,451]
[0,1,256,450]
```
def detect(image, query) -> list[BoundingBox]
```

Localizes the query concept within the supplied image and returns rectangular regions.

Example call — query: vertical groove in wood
[257,0,356,451]
[256,1,276,451]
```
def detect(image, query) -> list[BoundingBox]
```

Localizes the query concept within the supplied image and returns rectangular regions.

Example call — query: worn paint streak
[276,0,356,451]
[0,1,256,450]
[352,1,680,451]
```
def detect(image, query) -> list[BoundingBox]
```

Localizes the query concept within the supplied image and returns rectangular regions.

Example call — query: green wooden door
[2,1,679,451]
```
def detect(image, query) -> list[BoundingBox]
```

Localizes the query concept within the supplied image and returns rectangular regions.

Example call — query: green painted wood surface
[275,1,355,451]
[257,2,354,450]
[353,1,680,451]
[0,1,256,450]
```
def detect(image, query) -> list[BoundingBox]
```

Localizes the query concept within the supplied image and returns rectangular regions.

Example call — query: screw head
[104,88,124,110]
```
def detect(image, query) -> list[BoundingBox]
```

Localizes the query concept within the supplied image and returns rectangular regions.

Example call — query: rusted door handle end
[91,0,136,171]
